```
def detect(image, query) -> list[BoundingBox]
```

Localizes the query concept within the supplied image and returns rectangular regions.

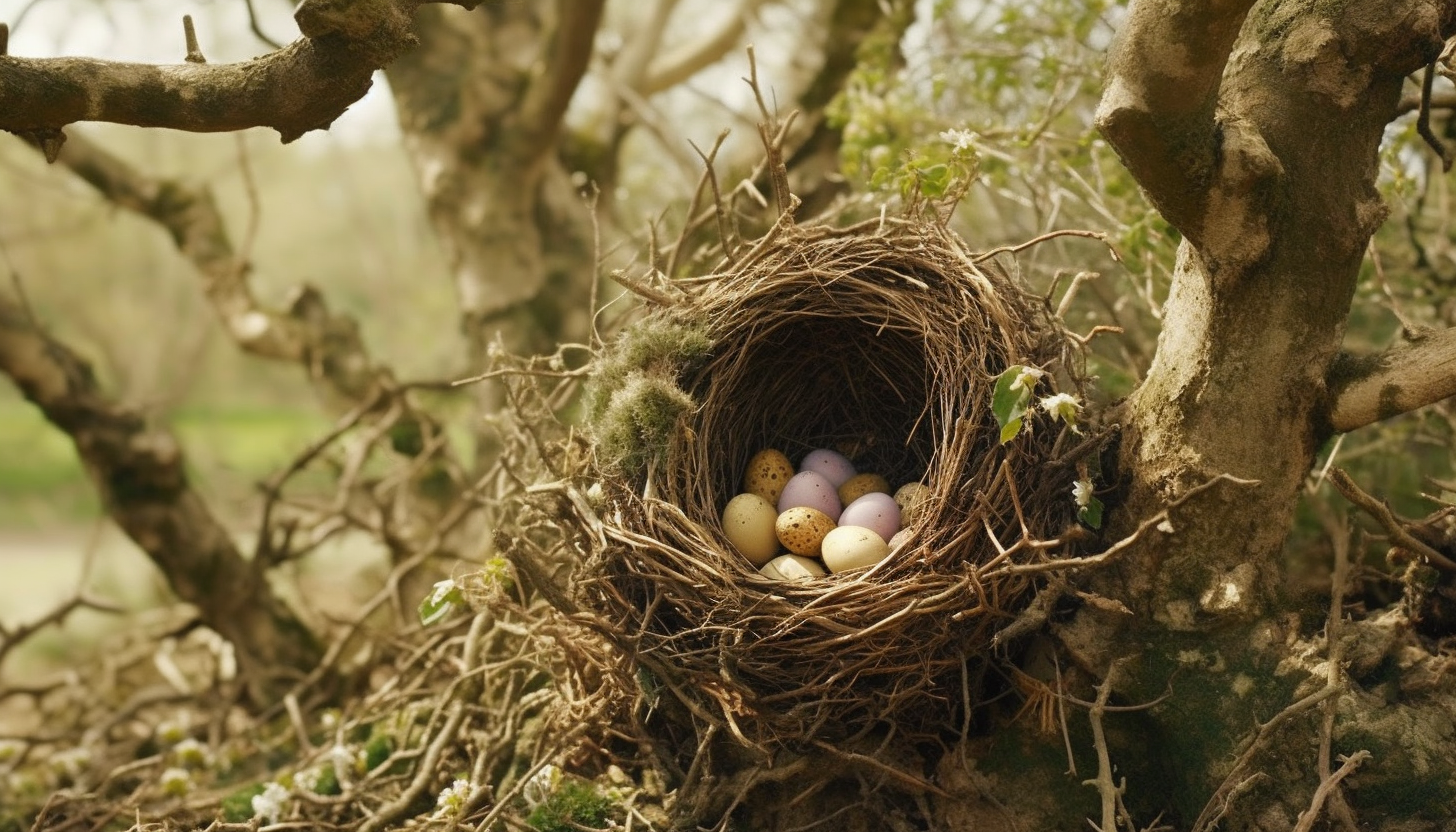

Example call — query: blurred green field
[0,397,331,529]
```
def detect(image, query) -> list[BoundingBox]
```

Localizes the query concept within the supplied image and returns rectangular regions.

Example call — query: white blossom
[1008,366,1045,393]
[1073,480,1094,508]
[522,763,561,808]
[1039,393,1082,426]
[293,766,322,794]
[172,737,212,769]
[154,717,188,746]
[939,128,978,153]
[429,578,458,606]
[434,778,472,818]
[251,782,290,825]
[159,767,191,797]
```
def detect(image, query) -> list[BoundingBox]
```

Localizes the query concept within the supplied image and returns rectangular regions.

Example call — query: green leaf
[1078,495,1104,530]
[418,580,464,627]
[992,365,1036,444]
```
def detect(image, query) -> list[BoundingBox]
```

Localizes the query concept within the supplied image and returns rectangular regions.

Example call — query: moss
[593,372,696,476]
[220,783,267,823]
[526,780,615,832]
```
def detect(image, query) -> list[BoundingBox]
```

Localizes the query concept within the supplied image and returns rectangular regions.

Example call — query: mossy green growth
[526,780,615,832]
[220,783,267,823]
[585,318,710,477]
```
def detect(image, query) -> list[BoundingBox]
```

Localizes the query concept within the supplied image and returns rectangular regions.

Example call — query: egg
[888,528,913,551]
[720,493,780,566]
[821,526,891,573]
[743,448,795,504]
[839,492,901,541]
[894,482,931,525]
[759,554,828,581]
[800,448,856,488]
[838,472,891,505]
[775,506,837,556]
[778,470,842,521]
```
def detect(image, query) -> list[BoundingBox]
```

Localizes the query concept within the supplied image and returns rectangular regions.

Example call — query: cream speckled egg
[775,506,837,556]
[743,449,795,505]
[759,554,828,581]
[821,525,891,573]
[721,493,780,566]
[894,482,930,525]
[838,472,891,505]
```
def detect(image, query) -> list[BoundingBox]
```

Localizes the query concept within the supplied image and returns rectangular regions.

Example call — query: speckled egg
[838,472,891,505]
[839,492,901,542]
[894,482,930,525]
[775,506,837,556]
[821,526,891,573]
[720,493,780,566]
[777,470,842,521]
[743,448,795,505]
[759,554,828,581]
[800,448,856,488]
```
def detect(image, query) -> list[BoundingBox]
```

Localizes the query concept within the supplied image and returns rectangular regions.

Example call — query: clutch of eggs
[720,447,930,580]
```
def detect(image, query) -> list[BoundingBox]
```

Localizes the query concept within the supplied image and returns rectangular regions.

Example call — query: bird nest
[562,209,1092,750]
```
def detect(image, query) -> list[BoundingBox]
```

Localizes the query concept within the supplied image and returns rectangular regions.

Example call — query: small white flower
[293,766,321,794]
[522,763,561,808]
[319,710,340,731]
[155,717,188,746]
[1040,393,1082,426]
[52,747,91,778]
[324,743,364,780]
[159,767,191,797]
[172,737,212,769]
[1072,480,1094,508]
[939,128,978,153]
[1008,366,1045,393]
[434,778,472,818]
[251,781,290,825]
[429,578,458,607]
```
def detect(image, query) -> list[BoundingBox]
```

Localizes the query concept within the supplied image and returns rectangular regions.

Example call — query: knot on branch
[1201,113,1282,278]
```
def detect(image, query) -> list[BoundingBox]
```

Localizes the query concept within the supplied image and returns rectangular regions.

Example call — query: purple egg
[839,492,901,541]
[777,470,843,521]
[800,448,856,488]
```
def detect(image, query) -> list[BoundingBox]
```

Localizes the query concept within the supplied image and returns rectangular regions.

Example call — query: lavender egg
[777,470,842,521]
[800,448,856,488]
[839,492,901,541]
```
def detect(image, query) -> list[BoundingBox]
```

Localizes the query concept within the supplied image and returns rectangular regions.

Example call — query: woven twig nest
[568,211,1087,749]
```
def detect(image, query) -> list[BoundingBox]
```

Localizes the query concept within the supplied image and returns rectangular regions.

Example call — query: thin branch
[1328,467,1456,571]
[639,0,772,95]
[1292,752,1371,832]
[1083,659,1128,832]
[242,0,286,50]
[515,0,606,155]
[1416,60,1453,171]
[1327,326,1456,432]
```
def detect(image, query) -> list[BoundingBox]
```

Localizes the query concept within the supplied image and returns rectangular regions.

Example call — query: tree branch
[516,0,606,155]
[1094,0,1261,244]
[0,293,322,704]
[639,0,772,95]
[0,0,480,146]
[1327,325,1456,432]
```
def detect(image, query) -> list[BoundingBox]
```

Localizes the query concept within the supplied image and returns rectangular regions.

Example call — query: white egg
[721,493,780,566]
[821,526,891,573]
[759,554,828,581]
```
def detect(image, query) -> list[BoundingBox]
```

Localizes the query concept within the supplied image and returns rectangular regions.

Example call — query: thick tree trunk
[938,3,1456,830]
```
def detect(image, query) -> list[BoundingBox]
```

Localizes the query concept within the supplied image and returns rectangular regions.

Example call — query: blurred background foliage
[0,0,1452,665]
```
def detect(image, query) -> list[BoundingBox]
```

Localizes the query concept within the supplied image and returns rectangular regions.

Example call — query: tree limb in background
[638,0,772,95]
[0,292,322,705]
[1328,326,1456,432]
[0,0,482,147]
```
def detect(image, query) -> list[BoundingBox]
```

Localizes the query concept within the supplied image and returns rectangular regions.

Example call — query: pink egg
[839,492,901,541]
[777,470,843,521]
[800,448,856,488]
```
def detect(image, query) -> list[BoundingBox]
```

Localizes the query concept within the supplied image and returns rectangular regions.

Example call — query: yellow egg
[838,472,891,505]
[821,525,891,573]
[759,554,828,581]
[775,506,837,557]
[721,493,780,566]
[743,448,795,505]
[894,482,930,525]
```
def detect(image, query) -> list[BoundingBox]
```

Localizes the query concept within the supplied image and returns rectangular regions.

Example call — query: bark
[0,0,482,147]
[383,1,601,462]
[938,2,1456,830]
[0,295,321,705]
